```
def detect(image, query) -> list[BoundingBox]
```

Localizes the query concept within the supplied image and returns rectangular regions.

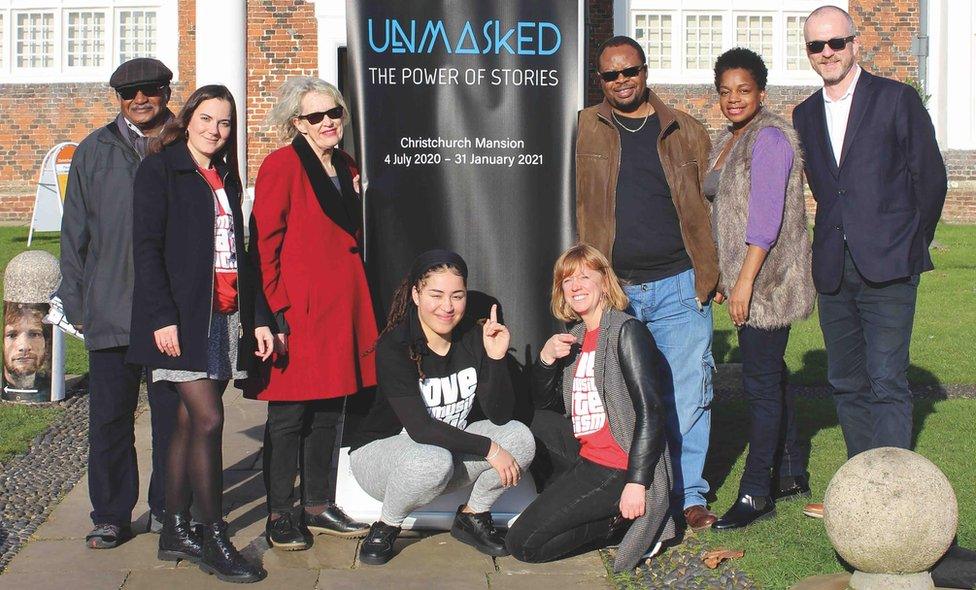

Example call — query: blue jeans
[624,268,714,509]
[818,248,918,457]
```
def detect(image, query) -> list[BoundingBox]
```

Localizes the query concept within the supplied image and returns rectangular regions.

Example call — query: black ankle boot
[303,504,369,538]
[450,506,509,557]
[774,475,812,502]
[199,520,267,583]
[157,511,203,563]
[712,494,776,530]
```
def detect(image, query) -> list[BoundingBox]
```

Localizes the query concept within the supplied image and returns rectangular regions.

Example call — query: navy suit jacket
[792,69,947,294]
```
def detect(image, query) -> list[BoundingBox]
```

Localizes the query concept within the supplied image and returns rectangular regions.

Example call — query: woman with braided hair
[346,249,535,566]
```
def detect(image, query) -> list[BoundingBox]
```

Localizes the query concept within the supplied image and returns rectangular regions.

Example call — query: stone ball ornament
[823,447,957,576]
[3,250,61,303]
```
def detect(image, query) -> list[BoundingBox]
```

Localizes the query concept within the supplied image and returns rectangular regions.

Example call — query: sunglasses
[805,36,856,54]
[598,64,646,82]
[117,83,167,100]
[297,106,344,125]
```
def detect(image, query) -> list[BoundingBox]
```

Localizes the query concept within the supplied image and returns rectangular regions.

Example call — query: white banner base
[335,446,537,530]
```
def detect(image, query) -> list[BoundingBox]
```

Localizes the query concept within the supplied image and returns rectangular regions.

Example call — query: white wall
[312,0,346,86]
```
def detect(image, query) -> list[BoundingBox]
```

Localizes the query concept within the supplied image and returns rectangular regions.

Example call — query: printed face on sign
[3,303,52,391]
[419,366,478,428]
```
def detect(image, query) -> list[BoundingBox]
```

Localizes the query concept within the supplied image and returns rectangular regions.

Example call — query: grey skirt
[152,311,248,383]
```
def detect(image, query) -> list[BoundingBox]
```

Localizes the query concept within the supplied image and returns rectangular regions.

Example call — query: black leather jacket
[531,318,665,486]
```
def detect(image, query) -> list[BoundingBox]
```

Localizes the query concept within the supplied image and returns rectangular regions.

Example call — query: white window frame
[627,0,848,86]
[0,0,178,84]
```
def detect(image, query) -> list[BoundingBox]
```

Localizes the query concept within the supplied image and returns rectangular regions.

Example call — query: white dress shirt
[822,65,862,165]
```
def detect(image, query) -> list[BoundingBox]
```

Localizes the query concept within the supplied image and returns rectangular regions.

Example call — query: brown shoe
[683,505,718,531]
[803,502,824,519]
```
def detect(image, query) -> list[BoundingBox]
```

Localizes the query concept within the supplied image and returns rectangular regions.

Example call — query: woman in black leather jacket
[506,244,675,572]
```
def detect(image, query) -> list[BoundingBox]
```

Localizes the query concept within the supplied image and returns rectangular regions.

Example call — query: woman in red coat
[250,77,377,550]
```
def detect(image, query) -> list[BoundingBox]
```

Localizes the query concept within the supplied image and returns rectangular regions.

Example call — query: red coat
[248,143,377,401]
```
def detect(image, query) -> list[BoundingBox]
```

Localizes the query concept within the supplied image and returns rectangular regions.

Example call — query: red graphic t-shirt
[572,328,629,470]
[198,166,238,313]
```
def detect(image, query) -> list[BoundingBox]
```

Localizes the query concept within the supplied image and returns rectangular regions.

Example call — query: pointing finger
[490,304,498,323]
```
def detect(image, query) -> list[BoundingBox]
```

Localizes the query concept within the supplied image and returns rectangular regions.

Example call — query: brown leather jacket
[575,89,718,302]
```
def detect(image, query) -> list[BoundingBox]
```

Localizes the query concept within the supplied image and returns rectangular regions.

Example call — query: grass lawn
[702,396,976,590]
[712,223,976,385]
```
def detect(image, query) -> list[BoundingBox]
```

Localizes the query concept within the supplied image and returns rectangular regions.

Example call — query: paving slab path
[0,388,610,590]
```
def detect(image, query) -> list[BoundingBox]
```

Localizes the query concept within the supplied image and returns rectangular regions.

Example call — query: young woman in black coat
[129,85,274,583]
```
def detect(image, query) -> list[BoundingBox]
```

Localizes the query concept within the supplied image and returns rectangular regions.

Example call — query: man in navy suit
[792,5,946,516]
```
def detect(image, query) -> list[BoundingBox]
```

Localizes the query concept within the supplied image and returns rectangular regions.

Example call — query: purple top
[746,127,794,251]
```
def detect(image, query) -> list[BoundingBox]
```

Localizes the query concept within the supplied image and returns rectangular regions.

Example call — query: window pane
[0,14,5,69]
[786,15,810,71]
[686,14,722,70]
[633,12,673,70]
[67,11,106,68]
[736,14,774,69]
[16,12,55,69]
[118,10,157,63]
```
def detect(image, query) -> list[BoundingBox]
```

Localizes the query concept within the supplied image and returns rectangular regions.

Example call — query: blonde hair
[550,243,628,322]
[267,77,351,141]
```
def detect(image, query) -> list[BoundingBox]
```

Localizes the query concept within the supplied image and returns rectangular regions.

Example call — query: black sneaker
[85,523,132,549]
[450,506,508,557]
[265,512,309,551]
[358,521,401,566]
[773,475,812,502]
[302,504,369,538]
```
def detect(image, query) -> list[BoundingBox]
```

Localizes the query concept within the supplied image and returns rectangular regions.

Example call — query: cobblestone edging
[0,391,90,572]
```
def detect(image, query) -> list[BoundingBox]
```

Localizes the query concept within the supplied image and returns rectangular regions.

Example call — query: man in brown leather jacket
[575,35,719,531]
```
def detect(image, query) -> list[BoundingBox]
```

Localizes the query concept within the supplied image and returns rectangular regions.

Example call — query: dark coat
[792,69,947,293]
[247,138,377,401]
[58,122,145,350]
[126,140,271,372]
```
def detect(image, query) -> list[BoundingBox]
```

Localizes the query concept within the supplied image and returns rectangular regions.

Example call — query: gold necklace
[612,108,651,133]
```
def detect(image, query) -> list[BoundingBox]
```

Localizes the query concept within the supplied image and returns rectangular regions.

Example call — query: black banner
[347,0,581,360]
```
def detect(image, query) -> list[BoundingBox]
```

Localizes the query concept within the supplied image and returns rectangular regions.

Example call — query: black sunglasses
[117,83,167,100]
[598,64,646,82]
[297,106,344,125]
[805,36,855,54]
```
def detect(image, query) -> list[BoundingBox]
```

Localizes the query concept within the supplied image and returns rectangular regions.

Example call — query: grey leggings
[350,420,535,526]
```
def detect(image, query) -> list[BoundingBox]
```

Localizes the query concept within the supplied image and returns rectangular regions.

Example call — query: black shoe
[266,511,309,551]
[773,475,811,502]
[199,520,267,583]
[359,521,401,566]
[450,506,509,557]
[712,494,776,530]
[85,523,132,549]
[303,504,369,538]
[158,511,203,563]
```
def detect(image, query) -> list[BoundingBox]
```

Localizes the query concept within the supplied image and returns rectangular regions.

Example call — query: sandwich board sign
[28,142,76,247]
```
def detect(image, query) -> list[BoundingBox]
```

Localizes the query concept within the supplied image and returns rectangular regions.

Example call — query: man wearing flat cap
[59,57,181,549]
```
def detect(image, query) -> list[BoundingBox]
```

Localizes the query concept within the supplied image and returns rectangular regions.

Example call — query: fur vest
[708,109,815,329]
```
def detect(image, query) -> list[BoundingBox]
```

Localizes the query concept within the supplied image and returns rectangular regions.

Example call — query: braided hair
[370,260,467,380]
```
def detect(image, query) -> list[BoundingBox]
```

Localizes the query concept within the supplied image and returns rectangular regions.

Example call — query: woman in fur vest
[705,48,816,530]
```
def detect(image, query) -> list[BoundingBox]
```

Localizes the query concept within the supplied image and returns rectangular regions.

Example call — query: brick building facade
[0,0,973,223]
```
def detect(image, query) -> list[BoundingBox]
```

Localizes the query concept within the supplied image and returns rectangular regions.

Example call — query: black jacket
[127,140,271,372]
[532,312,664,487]
[792,69,947,293]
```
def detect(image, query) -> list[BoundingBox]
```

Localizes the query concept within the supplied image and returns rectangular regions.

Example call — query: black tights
[165,379,227,524]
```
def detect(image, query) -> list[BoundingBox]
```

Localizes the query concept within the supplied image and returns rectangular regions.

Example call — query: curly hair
[713,47,768,91]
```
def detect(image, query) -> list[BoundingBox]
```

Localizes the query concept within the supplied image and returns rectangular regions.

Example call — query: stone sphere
[823,447,957,574]
[3,250,61,303]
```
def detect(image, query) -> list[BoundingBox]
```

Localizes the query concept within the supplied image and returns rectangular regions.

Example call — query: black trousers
[506,410,626,563]
[819,248,918,458]
[737,325,806,497]
[263,398,345,513]
[87,347,179,527]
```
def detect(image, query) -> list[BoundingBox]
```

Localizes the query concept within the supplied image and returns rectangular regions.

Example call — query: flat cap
[110,57,172,90]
